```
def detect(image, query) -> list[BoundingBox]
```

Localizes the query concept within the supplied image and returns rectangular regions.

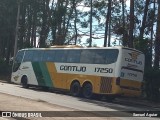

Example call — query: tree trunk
[50,0,57,45]
[129,0,134,48]
[89,0,92,47]
[55,0,64,45]
[26,5,32,47]
[154,0,160,69]
[39,0,50,48]
[19,2,26,49]
[121,0,128,46]
[74,4,78,45]
[149,0,156,69]
[139,0,150,39]
[31,2,37,48]
[104,0,111,47]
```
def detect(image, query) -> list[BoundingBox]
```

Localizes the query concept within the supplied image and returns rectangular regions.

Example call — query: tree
[104,0,111,47]
[154,0,160,69]
[121,0,128,46]
[129,0,134,48]
[0,0,17,63]
[139,0,150,40]
[39,0,50,48]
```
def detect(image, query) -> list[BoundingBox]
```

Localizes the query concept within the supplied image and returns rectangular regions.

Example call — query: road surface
[0,81,159,120]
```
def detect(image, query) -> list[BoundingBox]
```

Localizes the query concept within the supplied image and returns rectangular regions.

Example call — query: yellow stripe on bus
[46,62,56,87]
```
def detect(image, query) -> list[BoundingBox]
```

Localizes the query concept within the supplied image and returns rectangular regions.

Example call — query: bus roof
[50,45,83,48]
[18,46,143,54]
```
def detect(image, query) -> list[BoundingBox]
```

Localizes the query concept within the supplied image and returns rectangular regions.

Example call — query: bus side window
[80,50,95,64]
[13,50,25,72]
[67,50,81,63]
[15,50,25,63]
[42,50,55,62]
[32,51,43,62]
[94,50,105,64]
[54,50,67,63]
[105,49,119,64]
[23,50,34,62]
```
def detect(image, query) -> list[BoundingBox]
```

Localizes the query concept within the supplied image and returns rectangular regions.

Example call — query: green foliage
[0,0,17,63]
[0,58,12,76]
[134,38,150,52]
[134,37,152,69]
[144,68,160,102]
[134,37,160,102]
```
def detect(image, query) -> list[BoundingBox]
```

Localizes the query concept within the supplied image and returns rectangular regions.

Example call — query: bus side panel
[46,62,68,89]
[11,72,21,84]
[47,62,116,93]
[65,74,101,94]
[46,62,101,91]
[11,62,39,85]
[53,62,116,94]
[31,62,53,87]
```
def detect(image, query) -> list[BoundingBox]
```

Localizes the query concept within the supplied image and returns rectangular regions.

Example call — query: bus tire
[21,76,29,88]
[70,81,81,97]
[82,82,93,99]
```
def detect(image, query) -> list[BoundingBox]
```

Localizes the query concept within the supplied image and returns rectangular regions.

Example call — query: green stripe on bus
[39,62,53,87]
[32,62,45,86]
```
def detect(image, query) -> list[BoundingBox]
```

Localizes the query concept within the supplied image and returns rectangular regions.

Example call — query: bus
[11,46,145,100]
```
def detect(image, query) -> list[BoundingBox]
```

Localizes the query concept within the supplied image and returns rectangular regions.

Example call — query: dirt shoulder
[0,92,74,111]
[0,91,119,120]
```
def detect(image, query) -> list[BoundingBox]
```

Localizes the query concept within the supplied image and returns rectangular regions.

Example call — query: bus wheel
[21,76,29,88]
[82,83,93,99]
[70,81,81,97]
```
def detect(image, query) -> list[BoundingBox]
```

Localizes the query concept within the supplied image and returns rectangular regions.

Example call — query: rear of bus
[117,47,145,97]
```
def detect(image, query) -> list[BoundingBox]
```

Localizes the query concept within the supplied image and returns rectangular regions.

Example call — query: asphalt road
[0,81,159,120]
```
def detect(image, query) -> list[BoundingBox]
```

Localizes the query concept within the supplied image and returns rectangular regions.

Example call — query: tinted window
[67,50,81,63]
[32,51,43,61]
[42,50,55,61]
[94,50,106,64]
[104,49,119,64]
[54,50,67,62]
[80,50,95,63]
[13,50,25,72]
[23,50,34,62]
[80,49,119,64]
[15,50,25,63]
